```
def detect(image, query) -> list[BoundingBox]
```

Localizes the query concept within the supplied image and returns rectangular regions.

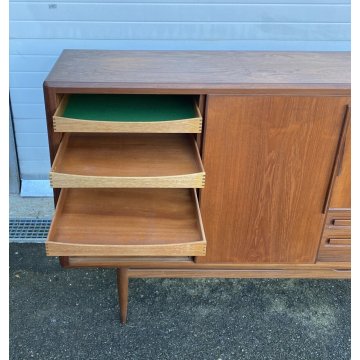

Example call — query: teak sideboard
[44,50,351,324]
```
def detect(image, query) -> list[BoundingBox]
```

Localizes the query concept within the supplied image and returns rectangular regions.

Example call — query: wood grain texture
[42,51,351,277]
[50,133,205,188]
[44,51,350,93]
[46,188,206,257]
[53,94,202,133]
[317,236,350,262]
[328,238,351,246]
[54,117,202,133]
[198,95,350,264]
[322,227,351,239]
[323,209,351,236]
[325,209,351,226]
[65,257,350,270]
[333,219,350,226]
[128,268,350,279]
[117,268,128,324]
[317,208,350,263]
[43,86,62,204]
[330,123,351,209]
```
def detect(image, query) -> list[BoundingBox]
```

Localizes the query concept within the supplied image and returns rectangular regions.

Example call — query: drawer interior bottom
[46,188,206,257]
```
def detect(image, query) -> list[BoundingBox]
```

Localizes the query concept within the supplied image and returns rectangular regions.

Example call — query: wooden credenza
[44,50,351,323]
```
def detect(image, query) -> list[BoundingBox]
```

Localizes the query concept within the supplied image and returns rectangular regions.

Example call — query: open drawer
[53,94,202,133]
[46,188,206,257]
[50,133,205,188]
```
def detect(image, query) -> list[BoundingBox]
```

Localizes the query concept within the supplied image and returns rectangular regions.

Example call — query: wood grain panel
[328,238,351,246]
[323,210,351,239]
[66,257,350,270]
[128,268,350,279]
[43,85,62,204]
[325,209,351,226]
[322,226,351,239]
[54,117,202,133]
[317,236,350,262]
[333,219,350,226]
[44,51,350,92]
[198,95,350,264]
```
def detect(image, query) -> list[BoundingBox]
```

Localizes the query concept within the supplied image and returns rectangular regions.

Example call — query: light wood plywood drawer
[50,133,205,189]
[53,94,202,133]
[46,188,206,257]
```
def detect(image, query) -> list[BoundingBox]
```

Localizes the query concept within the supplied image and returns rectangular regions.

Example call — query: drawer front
[325,209,351,227]
[317,235,351,262]
[333,219,351,226]
[327,238,351,246]
[317,210,351,262]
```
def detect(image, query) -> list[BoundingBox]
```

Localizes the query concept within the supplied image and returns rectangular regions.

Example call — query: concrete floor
[10,194,54,218]
[9,196,351,359]
[10,243,350,360]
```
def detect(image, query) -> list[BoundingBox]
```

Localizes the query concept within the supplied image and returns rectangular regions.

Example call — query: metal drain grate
[9,218,51,241]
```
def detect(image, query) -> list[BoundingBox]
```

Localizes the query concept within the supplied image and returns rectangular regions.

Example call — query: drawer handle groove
[333,219,351,227]
[327,238,351,246]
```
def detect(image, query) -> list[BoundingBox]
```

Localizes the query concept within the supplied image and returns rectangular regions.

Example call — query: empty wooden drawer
[46,188,206,257]
[50,133,205,188]
[53,94,202,133]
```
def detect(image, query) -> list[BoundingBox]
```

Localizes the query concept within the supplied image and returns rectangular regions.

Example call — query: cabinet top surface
[45,50,350,92]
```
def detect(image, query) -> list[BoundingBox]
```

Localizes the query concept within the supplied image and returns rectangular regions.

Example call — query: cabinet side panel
[198,95,350,264]
[43,85,62,204]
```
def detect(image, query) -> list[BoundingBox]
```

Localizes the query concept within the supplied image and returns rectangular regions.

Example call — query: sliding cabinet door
[198,95,350,263]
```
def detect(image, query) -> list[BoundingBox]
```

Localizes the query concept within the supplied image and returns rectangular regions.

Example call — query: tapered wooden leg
[117,267,128,324]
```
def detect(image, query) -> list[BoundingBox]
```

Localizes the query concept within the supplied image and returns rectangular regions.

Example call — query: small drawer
[325,209,351,227]
[53,94,203,133]
[322,226,350,239]
[318,209,351,262]
[323,209,351,239]
[317,235,351,262]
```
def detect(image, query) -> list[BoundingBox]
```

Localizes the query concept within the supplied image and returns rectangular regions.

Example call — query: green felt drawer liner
[63,94,197,122]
